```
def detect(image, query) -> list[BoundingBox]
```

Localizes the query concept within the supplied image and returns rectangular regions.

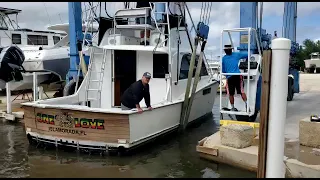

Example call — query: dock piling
[266,38,291,178]
[257,50,272,178]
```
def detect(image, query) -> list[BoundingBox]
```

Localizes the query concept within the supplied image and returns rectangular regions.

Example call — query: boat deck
[21,100,183,115]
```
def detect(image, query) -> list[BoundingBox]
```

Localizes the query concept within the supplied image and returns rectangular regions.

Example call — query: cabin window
[153,54,169,78]
[12,34,21,44]
[27,35,48,45]
[203,87,211,95]
[179,53,208,80]
[53,36,60,44]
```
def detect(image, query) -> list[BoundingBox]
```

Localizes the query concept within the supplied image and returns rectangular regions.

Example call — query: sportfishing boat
[22,2,219,153]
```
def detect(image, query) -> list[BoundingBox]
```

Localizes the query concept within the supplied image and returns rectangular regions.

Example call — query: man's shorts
[226,75,245,96]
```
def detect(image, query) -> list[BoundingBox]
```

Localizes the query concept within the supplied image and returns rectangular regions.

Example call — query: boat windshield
[0,8,20,30]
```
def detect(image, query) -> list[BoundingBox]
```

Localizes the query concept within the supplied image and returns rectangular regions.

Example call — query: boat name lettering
[48,127,87,135]
[36,113,105,130]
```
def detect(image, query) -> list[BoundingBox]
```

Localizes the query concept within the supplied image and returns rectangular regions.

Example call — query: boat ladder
[149,2,171,48]
[84,48,107,107]
[150,2,173,101]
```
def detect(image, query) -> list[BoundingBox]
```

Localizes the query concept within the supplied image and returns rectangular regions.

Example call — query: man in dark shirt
[121,72,153,113]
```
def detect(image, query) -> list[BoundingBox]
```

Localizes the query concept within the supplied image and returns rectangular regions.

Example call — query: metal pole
[247,29,251,114]
[38,86,43,100]
[33,72,38,101]
[266,38,291,178]
[219,30,223,112]
[6,83,11,113]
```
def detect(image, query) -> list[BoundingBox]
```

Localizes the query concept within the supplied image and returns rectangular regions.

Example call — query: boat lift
[219,2,299,122]
[219,27,263,121]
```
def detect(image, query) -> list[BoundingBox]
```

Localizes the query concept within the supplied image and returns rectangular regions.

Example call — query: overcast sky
[1,2,320,57]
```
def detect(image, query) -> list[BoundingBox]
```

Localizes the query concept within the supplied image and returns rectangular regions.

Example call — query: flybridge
[0,7,21,15]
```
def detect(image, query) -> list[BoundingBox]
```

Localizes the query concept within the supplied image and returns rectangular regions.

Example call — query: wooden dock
[196,130,320,178]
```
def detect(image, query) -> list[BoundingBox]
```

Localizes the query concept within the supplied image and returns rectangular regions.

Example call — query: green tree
[295,39,320,69]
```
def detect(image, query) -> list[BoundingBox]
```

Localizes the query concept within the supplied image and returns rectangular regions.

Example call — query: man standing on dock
[121,72,153,113]
[222,45,248,111]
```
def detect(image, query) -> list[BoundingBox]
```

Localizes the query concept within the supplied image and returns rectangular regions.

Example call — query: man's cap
[143,72,152,79]
[224,45,233,50]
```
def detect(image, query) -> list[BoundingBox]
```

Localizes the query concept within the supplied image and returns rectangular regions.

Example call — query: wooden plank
[180,38,199,129]
[182,41,205,130]
[198,151,257,173]
[257,50,272,178]
[23,106,37,128]
[196,145,218,156]
[198,137,207,146]
[196,136,218,156]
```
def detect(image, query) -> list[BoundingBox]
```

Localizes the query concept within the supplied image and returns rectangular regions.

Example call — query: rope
[104,2,112,18]
[199,2,212,26]
[207,2,212,25]
[88,2,99,19]
[43,3,52,25]
[205,2,210,24]
[202,2,207,23]
[200,2,204,22]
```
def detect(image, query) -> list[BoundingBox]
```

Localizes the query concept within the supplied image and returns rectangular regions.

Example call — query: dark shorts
[226,75,244,96]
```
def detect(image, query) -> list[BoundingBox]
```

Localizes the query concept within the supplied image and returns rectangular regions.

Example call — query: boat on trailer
[21,2,219,153]
[0,6,99,92]
[0,7,67,91]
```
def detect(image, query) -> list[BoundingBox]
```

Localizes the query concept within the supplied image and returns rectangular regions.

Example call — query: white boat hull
[22,82,218,151]
[128,82,218,147]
